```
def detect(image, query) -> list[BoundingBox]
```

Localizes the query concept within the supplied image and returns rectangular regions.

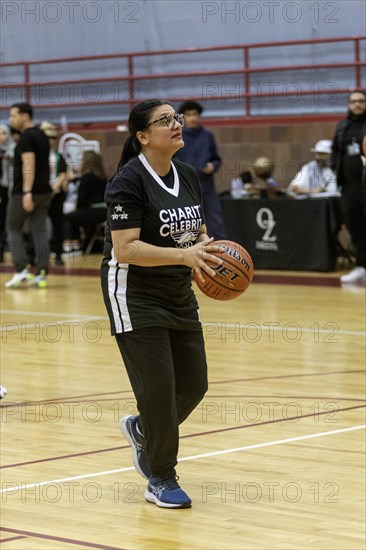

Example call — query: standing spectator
[5,103,51,288]
[0,125,15,262]
[332,90,366,283]
[40,121,68,266]
[175,101,226,239]
[289,140,337,195]
[63,151,107,253]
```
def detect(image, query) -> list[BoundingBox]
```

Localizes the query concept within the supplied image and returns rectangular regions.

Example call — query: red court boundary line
[4,395,363,406]
[0,528,126,550]
[209,369,365,385]
[200,395,366,401]
[181,404,366,439]
[0,445,129,470]
[1,369,363,410]
[0,390,134,409]
[1,404,364,470]
[293,444,364,455]
[0,535,27,543]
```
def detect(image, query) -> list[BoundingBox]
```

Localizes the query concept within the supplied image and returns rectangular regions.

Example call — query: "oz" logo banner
[255,208,278,251]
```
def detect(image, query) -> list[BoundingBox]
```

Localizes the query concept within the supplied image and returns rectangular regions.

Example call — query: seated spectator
[230,170,253,199]
[40,121,68,266]
[288,140,337,195]
[252,157,279,198]
[62,168,81,252]
[64,151,107,253]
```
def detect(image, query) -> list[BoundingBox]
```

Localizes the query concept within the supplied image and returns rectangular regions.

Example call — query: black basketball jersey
[101,154,205,334]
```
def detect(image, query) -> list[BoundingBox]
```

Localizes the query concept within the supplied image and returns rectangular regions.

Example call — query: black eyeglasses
[349,99,366,104]
[146,113,185,128]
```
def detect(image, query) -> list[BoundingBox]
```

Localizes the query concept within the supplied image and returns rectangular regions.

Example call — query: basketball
[194,239,254,301]
[362,134,366,156]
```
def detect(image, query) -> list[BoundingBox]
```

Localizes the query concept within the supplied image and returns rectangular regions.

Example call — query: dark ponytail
[116,99,172,170]
[117,135,140,170]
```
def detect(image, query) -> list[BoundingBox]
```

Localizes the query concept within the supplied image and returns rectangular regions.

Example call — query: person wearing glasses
[331,90,366,283]
[101,99,222,509]
[174,101,226,240]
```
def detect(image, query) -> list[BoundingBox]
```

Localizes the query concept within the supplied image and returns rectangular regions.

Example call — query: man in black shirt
[5,103,51,288]
[332,90,366,284]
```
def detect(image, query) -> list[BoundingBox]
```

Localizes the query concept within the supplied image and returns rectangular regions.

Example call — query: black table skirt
[220,197,343,272]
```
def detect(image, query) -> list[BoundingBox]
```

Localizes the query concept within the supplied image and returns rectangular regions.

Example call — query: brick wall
[78,120,339,193]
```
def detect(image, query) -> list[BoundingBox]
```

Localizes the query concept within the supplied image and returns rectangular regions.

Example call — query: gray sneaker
[120,415,152,480]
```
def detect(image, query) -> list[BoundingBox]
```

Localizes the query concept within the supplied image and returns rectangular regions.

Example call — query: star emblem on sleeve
[111,204,129,222]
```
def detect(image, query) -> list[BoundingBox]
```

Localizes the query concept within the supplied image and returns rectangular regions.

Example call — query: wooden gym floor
[0,254,365,549]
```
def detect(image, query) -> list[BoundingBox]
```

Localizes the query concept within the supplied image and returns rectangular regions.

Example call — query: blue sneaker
[120,415,151,480]
[144,476,192,509]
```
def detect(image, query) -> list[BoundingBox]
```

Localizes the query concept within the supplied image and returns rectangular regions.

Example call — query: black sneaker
[145,476,192,509]
[120,415,152,480]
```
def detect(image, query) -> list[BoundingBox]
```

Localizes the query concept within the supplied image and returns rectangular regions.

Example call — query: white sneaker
[0,385,7,399]
[5,269,34,288]
[340,266,366,283]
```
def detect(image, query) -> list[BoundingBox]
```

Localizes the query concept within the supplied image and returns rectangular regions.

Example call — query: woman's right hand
[182,237,223,282]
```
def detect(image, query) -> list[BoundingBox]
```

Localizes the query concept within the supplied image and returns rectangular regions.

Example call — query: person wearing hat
[174,101,226,240]
[288,140,337,195]
[40,121,68,266]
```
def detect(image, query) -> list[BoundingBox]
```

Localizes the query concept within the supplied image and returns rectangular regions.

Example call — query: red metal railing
[1,36,365,121]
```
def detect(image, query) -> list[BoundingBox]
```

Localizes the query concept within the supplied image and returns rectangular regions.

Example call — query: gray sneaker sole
[120,415,149,480]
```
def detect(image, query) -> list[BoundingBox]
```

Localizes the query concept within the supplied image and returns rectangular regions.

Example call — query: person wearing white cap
[288,140,337,195]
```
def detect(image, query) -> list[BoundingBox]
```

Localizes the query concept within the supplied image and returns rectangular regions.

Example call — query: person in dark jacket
[174,101,226,240]
[331,90,366,283]
[64,151,107,252]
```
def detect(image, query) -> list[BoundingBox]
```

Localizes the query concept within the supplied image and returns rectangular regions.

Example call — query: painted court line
[1,425,364,494]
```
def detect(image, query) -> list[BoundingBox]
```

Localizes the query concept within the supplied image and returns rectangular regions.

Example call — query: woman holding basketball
[101,99,222,509]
